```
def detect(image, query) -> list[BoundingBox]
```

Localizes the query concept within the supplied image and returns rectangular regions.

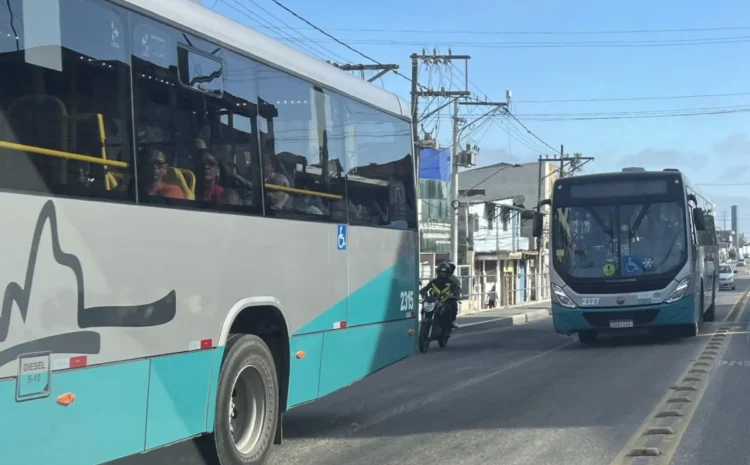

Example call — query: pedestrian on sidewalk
[488,283,497,309]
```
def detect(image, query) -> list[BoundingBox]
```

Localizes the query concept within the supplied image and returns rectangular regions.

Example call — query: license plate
[609,319,634,329]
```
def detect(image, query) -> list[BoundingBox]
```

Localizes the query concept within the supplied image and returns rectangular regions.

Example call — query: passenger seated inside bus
[293,176,325,216]
[263,154,291,210]
[142,147,185,199]
[194,148,240,206]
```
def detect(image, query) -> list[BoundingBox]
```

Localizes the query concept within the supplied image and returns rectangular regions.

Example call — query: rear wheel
[213,334,278,465]
[438,336,449,348]
[578,330,597,345]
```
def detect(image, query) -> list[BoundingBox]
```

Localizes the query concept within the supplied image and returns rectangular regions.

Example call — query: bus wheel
[704,295,716,322]
[214,334,279,465]
[578,330,597,345]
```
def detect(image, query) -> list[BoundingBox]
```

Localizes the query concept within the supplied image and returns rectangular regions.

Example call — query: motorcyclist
[419,261,461,329]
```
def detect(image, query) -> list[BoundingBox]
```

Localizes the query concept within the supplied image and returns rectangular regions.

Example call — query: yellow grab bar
[0,140,128,168]
[265,183,342,200]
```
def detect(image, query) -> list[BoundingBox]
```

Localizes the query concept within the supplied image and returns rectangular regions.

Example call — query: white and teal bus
[0,0,418,464]
[533,168,718,344]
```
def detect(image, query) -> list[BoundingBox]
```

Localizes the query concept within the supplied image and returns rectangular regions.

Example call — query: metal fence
[456,272,549,314]
[418,266,549,315]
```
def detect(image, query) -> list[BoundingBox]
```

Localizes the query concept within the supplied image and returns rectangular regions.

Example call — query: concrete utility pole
[333,63,400,82]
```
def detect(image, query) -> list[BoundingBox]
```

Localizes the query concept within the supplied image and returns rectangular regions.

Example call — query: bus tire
[578,330,597,345]
[704,292,716,322]
[214,334,279,465]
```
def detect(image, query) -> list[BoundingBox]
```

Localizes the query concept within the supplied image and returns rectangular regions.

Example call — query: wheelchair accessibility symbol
[337,224,347,251]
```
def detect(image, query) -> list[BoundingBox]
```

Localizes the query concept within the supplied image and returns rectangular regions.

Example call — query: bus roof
[120,0,409,119]
[554,169,684,186]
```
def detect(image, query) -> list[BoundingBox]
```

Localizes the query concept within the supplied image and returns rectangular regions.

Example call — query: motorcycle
[418,293,454,353]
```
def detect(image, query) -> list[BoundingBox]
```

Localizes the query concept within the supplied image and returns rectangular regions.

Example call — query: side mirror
[692,207,706,231]
[532,211,543,238]
[734,270,738,274]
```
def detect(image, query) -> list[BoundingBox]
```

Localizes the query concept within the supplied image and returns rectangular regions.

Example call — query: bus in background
[0,0,418,464]
[532,168,718,344]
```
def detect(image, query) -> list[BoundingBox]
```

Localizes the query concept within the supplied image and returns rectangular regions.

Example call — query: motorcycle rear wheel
[418,322,431,353]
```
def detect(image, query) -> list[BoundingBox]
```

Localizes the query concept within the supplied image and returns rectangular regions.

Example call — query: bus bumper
[551,294,697,335]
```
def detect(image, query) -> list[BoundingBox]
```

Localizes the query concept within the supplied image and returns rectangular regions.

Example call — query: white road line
[347,339,575,434]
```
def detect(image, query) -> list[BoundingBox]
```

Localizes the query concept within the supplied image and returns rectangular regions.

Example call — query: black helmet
[441,260,456,276]
[436,262,451,278]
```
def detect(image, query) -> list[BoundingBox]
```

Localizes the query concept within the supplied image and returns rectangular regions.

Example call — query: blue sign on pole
[337,224,347,250]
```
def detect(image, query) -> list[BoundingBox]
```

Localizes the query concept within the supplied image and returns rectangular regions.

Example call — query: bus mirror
[692,207,706,231]
[532,212,543,237]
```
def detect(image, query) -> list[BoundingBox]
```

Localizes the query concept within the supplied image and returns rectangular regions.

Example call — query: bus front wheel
[214,334,279,465]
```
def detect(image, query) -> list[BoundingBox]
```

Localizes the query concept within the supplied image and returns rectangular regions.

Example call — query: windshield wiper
[630,202,651,239]
[585,207,614,237]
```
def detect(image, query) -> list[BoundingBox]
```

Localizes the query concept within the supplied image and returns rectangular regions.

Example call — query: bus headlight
[665,276,692,304]
[553,284,576,308]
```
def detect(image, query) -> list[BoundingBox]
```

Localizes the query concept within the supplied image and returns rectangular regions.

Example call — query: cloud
[616,148,706,172]
[713,133,750,156]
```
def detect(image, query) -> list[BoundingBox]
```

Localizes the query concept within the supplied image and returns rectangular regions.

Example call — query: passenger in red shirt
[196,148,227,202]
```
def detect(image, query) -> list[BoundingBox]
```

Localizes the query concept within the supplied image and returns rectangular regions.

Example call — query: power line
[265,0,420,87]
[434,103,750,121]
[251,25,750,36]
[512,91,750,104]
[268,35,750,49]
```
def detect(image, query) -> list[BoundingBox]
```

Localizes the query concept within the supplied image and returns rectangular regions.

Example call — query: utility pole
[451,99,461,265]
[536,155,545,291]
[331,63,400,82]
[409,51,471,266]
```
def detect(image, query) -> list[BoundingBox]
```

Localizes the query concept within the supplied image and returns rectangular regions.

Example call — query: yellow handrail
[265,183,343,200]
[0,140,128,168]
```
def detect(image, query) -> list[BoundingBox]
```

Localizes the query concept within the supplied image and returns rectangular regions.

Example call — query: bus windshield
[552,201,687,279]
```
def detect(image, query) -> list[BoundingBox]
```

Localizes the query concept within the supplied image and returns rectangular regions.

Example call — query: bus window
[341,99,416,230]
[0,0,133,201]
[130,15,261,213]
[256,65,346,220]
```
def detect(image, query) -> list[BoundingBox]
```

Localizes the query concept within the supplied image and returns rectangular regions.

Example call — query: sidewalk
[456,302,551,333]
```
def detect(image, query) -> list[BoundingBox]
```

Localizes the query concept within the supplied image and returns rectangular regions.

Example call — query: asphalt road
[120,276,750,465]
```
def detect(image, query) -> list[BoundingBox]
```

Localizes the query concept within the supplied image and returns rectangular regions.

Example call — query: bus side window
[256,65,346,220]
[130,15,262,213]
[343,100,416,230]
[0,0,134,201]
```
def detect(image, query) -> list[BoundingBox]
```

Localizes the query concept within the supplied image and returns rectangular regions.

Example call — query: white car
[718,264,736,290]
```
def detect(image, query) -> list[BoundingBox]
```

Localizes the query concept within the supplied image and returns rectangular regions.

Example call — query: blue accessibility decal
[336,224,347,251]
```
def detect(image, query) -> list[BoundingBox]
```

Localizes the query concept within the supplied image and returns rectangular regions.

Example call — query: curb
[455,307,551,335]
[459,299,552,317]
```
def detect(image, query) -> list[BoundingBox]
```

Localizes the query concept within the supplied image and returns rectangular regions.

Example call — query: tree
[740,233,747,248]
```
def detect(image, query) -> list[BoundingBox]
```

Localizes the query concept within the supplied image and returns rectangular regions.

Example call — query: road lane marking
[608,289,750,465]
[347,339,575,434]
[723,285,750,321]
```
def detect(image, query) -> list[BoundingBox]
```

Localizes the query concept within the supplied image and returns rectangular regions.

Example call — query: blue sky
[204,0,750,231]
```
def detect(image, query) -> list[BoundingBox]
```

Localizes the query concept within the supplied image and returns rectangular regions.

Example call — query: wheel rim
[229,365,266,455]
